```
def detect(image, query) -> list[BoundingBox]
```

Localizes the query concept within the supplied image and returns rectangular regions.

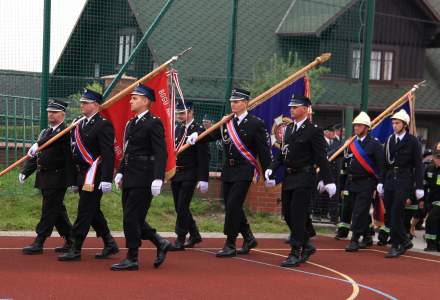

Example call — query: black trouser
[222,181,252,237]
[282,188,313,248]
[122,187,156,249]
[71,188,111,243]
[339,191,353,230]
[36,188,72,238]
[425,205,440,241]
[348,190,374,237]
[171,180,197,236]
[383,189,410,246]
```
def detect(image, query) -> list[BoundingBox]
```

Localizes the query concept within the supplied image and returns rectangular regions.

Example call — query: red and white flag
[101,69,176,179]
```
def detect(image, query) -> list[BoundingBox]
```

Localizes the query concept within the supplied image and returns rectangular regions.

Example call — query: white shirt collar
[325,137,332,144]
[185,118,194,129]
[136,110,149,120]
[357,135,366,142]
[50,122,63,131]
[294,117,307,129]
[86,112,99,123]
[395,131,406,141]
[234,111,248,125]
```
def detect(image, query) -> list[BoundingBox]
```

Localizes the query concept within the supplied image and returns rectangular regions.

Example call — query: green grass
[0,169,291,233]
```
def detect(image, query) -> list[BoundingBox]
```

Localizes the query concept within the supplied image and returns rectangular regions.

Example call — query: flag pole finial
[172,47,193,63]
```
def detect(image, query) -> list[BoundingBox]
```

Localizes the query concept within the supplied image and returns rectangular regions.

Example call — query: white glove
[325,183,337,198]
[69,186,79,193]
[415,189,424,200]
[18,173,26,184]
[27,143,39,157]
[186,132,198,145]
[265,179,276,188]
[197,181,209,193]
[114,173,123,189]
[317,180,325,193]
[264,169,273,181]
[99,182,112,194]
[376,183,384,197]
[151,179,163,196]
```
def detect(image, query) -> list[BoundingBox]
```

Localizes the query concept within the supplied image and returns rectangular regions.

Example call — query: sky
[0,0,87,72]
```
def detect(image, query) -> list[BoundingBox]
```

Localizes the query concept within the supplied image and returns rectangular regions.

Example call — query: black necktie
[292,123,297,133]
[46,128,53,136]
[396,137,400,144]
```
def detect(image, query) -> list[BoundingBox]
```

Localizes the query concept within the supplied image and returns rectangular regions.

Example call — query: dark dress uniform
[171,117,209,250]
[423,159,440,251]
[111,84,171,271]
[269,96,333,267]
[20,102,74,254]
[59,89,118,261]
[204,89,272,257]
[383,132,423,257]
[344,135,383,252]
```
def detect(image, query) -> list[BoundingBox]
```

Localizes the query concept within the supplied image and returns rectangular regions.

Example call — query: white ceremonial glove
[317,180,325,193]
[264,169,273,181]
[415,189,424,200]
[197,181,209,193]
[376,183,384,197]
[114,173,123,189]
[186,132,198,145]
[69,186,79,193]
[325,183,337,198]
[27,143,39,157]
[18,173,26,184]
[265,179,276,188]
[151,179,163,196]
[99,182,112,194]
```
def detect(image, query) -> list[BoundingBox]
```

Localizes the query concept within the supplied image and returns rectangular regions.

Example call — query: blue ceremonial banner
[371,101,412,144]
[251,77,309,183]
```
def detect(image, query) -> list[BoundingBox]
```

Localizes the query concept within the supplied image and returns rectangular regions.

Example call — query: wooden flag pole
[328,80,426,162]
[0,48,192,178]
[177,53,331,155]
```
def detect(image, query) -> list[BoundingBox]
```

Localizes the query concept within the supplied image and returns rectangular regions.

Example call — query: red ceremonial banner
[101,69,176,179]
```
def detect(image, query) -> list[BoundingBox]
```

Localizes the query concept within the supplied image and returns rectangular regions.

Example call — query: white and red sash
[74,125,101,192]
[226,119,261,181]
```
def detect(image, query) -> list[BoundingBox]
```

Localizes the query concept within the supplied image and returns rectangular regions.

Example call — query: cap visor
[46,108,63,112]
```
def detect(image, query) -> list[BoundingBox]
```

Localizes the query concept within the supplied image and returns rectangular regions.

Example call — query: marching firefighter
[265,94,336,267]
[378,109,424,258]
[19,100,74,254]
[170,102,209,251]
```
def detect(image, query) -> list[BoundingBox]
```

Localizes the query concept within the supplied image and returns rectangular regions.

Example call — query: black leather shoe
[154,239,171,268]
[58,249,81,261]
[385,246,403,258]
[359,236,373,249]
[216,237,237,258]
[55,237,73,253]
[170,236,186,252]
[22,236,45,255]
[184,234,202,248]
[345,240,360,252]
[335,228,349,240]
[299,243,316,263]
[424,240,439,252]
[281,248,301,268]
[237,237,257,255]
[111,259,139,271]
[95,235,119,259]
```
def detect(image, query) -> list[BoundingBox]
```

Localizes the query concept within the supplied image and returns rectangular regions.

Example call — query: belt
[225,158,248,167]
[176,165,195,172]
[37,165,63,172]
[347,174,371,181]
[125,155,155,162]
[390,166,411,173]
[285,165,314,175]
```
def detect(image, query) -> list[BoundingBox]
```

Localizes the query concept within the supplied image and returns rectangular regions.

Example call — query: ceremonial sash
[174,126,188,153]
[349,138,379,178]
[74,125,101,192]
[226,120,261,181]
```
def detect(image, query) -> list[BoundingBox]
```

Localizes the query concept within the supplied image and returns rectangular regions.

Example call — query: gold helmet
[391,109,410,125]
[352,111,371,127]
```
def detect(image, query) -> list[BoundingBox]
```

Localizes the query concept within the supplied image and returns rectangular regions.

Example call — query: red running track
[0,236,438,299]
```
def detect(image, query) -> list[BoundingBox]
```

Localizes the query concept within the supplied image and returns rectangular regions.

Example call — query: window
[351,48,394,81]
[117,30,136,66]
